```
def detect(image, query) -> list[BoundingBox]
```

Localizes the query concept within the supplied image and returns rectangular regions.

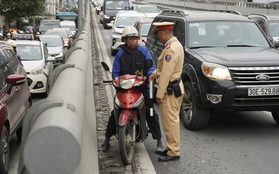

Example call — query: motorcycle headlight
[202,62,232,81]
[120,79,135,89]
[30,66,44,75]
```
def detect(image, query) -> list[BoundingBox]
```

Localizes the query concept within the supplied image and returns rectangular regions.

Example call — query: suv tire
[180,82,209,130]
[271,112,279,124]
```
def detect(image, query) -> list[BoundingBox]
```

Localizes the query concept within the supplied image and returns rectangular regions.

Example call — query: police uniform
[153,22,185,158]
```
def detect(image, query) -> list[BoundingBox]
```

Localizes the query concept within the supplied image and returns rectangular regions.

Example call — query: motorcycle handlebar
[103,80,112,83]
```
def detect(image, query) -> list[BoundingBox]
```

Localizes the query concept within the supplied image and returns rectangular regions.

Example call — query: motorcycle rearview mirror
[101,61,110,71]
[101,61,112,74]
[145,59,153,69]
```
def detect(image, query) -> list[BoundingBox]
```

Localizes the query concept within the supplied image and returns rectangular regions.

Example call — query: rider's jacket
[112,44,156,79]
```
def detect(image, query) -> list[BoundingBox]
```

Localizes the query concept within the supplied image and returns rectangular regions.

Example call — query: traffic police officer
[149,21,185,162]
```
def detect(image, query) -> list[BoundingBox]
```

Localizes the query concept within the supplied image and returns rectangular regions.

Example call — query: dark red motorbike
[101,60,153,164]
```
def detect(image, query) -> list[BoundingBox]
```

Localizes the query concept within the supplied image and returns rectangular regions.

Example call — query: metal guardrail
[17,2,98,174]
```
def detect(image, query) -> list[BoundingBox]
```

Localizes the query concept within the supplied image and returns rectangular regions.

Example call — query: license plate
[248,87,279,96]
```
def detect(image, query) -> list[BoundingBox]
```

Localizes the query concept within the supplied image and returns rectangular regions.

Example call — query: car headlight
[105,14,110,19]
[202,62,232,81]
[30,66,44,75]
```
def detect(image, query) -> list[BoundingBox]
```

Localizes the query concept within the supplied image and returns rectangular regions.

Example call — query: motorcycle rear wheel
[119,122,135,165]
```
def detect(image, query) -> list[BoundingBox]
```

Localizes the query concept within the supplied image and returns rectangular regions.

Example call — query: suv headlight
[202,62,232,81]
[30,66,44,75]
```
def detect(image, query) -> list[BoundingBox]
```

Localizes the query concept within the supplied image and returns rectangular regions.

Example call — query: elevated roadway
[143,0,279,15]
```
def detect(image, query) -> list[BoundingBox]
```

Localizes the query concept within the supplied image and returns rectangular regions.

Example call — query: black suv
[146,9,279,130]
[248,13,279,46]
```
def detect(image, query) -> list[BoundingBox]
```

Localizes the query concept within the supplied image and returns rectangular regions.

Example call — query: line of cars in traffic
[91,0,160,56]
[0,18,77,173]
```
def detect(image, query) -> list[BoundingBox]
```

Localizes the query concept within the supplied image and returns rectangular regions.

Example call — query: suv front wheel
[271,112,279,124]
[180,82,209,130]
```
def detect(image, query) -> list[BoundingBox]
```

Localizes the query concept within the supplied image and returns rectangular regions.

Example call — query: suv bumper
[199,80,279,111]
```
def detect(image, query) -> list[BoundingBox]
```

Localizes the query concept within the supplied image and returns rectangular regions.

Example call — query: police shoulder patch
[165,54,172,62]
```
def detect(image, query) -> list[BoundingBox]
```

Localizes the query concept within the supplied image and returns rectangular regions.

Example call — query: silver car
[39,35,68,67]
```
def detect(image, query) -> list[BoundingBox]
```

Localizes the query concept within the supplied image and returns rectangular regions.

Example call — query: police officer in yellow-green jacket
[149,21,185,162]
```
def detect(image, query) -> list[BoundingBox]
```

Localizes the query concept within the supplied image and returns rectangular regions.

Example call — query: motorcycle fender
[119,110,138,126]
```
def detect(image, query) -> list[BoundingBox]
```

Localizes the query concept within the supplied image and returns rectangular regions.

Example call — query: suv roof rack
[209,9,242,15]
[248,13,270,20]
[160,9,188,16]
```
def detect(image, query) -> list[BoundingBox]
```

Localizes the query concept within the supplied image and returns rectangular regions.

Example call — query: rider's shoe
[156,138,165,153]
[98,143,110,152]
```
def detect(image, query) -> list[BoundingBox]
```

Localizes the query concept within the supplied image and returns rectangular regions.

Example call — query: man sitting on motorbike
[99,26,164,153]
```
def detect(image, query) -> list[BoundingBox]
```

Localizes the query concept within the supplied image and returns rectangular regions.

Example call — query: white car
[110,11,148,56]
[15,40,55,97]
[135,5,160,19]
[59,20,77,35]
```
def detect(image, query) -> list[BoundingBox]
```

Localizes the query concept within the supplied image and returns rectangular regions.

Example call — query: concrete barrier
[17,3,98,174]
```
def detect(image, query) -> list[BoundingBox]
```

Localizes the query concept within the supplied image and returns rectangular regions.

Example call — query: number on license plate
[248,87,279,96]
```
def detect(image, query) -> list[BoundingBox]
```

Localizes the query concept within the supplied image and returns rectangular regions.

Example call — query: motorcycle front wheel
[119,122,135,165]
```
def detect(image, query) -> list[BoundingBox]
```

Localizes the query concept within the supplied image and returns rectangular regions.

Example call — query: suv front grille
[229,67,279,87]
[230,67,279,106]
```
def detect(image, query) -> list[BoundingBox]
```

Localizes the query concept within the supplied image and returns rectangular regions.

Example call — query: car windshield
[188,21,269,48]
[140,23,151,37]
[45,31,68,38]
[61,25,76,31]
[39,24,60,32]
[116,16,147,28]
[138,6,159,13]
[268,21,279,37]
[106,0,129,10]
[40,37,62,47]
[17,45,42,60]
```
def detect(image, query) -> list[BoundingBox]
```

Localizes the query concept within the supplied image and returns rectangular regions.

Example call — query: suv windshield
[188,21,269,48]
